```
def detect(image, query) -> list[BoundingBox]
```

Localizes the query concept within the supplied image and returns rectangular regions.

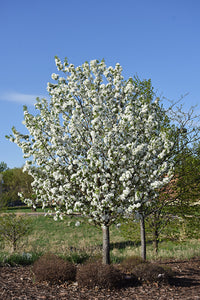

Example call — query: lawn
[0,211,200,263]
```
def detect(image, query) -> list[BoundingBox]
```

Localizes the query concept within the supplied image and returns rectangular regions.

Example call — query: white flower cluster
[8,57,176,226]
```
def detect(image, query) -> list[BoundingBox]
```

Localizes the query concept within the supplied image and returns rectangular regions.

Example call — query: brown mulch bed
[0,258,200,300]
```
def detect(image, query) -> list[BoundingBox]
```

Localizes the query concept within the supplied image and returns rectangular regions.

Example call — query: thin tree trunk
[140,214,146,261]
[13,238,17,252]
[102,225,110,264]
[153,228,159,255]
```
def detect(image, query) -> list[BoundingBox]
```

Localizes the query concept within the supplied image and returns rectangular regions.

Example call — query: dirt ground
[0,257,200,300]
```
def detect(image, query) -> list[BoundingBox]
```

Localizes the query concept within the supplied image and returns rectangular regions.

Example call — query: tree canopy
[1,168,33,207]
[0,162,8,173]
[8,57,177,263]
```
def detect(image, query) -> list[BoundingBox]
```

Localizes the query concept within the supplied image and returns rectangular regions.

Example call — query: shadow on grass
[110,240,155,250]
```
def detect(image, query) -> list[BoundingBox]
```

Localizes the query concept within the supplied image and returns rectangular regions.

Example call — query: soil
[0,257,200,300]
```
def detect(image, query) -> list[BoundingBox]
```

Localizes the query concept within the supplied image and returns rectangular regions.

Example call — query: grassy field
[0,210,200,263]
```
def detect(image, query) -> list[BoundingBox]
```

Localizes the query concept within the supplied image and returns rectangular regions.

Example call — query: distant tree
[0,213,33,251]
[1,168,34,207]
[172,141,200,238]
[0,162,8,211]
[142,132,200,255]
[121,145,200,257]
[0,175,6,211]
[127,77,176,260]
[121,100,200,258]
[0,161,8,172]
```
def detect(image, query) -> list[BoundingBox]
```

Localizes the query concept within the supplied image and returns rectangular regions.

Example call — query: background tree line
[0,163,33,208]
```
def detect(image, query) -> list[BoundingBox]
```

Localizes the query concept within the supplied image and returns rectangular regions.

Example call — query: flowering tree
[8,57,175,264]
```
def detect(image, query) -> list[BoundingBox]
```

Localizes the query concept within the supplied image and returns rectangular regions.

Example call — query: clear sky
[0,0,200,168]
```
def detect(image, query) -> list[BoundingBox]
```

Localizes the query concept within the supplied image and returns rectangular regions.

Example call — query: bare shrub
[32,253,76,284]
[76,262,123,289]
[133,262,172,284]
[120,255,145,273]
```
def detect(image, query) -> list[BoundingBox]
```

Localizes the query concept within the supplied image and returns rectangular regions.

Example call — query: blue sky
[0,0,200,168]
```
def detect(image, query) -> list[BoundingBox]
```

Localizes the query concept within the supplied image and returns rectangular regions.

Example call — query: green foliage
[167,142,200,240]
[120,212,200,247]
[0,213,33,251]
[0,194,7,212]
[0,162,8,172]
[32,253,76,284]
[179,213,200,240]
[132,76,155,103]
[110,253,123,264]
[1,168,34,207]
[0,252,40,266]
[159,217,181,241]
[0,172,6,211]
[119,219,141,243]
[119,217,154,244]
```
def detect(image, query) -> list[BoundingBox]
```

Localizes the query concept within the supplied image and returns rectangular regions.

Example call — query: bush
[76,262,123,289]
[32,253,76,284]
[120,255,145,273]
[133,262,172,284]
[0,252,40,266]
[0,213,33,251]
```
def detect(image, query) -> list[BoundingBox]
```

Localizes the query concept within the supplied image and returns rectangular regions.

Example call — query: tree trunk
[13,238,17,252]
[102,225,110,264]
[140,214,146,261]
[153,228,159,255]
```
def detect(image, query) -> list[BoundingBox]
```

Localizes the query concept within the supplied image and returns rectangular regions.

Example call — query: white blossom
[8,57,176,227]
[51,73,59,80]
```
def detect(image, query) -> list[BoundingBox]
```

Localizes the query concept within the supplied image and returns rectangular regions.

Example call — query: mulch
[0,258,200,300]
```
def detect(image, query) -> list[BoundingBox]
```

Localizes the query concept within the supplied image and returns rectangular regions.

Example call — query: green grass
[111,239,200,261]
[0,214,126,255]
[0,213,199,265]
[27,215,127,254]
